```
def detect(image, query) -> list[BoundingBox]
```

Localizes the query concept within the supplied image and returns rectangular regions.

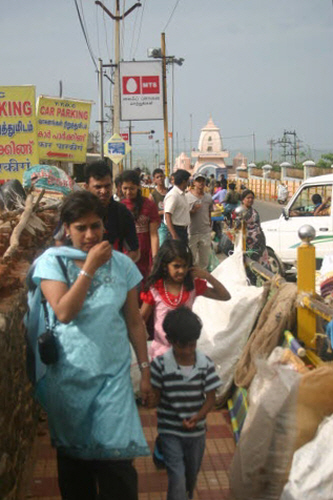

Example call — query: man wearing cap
[186,172,214,269]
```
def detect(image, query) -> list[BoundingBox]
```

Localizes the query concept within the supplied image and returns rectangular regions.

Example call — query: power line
[129,2,140,59]
[79,0,90,37]
[73,0,98,71]
[163,0,181,32]
[133,0,146,57]
[95,3,102,57]
[102,8,112,61]
[223,134,254,140]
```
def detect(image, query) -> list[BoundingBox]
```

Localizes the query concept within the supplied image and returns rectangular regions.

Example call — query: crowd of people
[30,161,272,500]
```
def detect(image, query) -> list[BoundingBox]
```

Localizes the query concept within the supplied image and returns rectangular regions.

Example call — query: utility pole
[148,46,183,175]
[98,58,105,158]
[176,132,179,161]
[171,61,175,172]
[252,132,256,163]
[276,130,298,164]
[95,1,141,170]
[268,138,275,163]
[189,113,192,159]
[113,0,120,136]
[161,32,170,178]
[129,121,133,169]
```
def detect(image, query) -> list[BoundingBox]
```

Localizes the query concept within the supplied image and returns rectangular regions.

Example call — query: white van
[261,173,333,275]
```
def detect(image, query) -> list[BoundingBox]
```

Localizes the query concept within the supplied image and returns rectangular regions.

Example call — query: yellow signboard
[37,96,92,163]
[0,85,39,182]
[104,133,131,165]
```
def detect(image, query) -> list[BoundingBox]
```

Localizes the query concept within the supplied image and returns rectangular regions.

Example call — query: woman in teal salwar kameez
[32,191,152,500]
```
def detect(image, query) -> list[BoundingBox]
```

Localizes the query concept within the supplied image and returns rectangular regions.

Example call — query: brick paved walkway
[24,408,235,500]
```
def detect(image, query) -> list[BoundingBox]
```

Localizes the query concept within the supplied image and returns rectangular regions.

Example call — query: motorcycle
[277,184,288,205]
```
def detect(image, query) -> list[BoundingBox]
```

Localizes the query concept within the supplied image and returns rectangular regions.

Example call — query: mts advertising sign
[120,61,163,121]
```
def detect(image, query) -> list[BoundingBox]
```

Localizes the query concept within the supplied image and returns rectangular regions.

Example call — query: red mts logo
[122,76,160,95]
[142,76,160,94]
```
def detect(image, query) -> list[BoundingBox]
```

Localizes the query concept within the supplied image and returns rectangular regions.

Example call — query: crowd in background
[27,161,272,500]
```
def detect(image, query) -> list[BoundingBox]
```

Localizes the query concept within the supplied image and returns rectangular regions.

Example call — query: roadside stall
[202,218,333,500]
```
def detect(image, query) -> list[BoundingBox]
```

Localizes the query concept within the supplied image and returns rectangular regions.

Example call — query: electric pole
[129,121,133,170]
[267,138,276,163]
[276,130,298,164]
[98,58,105,158]
[95,1,141,169]
[189,113,192,159]
[161,32,170,178]
[252,132,256,163]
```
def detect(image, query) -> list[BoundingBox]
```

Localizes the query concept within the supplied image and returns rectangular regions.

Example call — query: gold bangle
[79,269,93,280]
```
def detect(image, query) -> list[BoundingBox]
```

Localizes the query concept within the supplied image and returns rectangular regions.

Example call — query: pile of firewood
[0,191,61,294]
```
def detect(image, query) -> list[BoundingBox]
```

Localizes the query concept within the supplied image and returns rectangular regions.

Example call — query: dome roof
[201,116,220,131]
[198,116,222,152]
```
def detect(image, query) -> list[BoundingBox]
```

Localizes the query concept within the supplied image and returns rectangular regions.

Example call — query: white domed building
[191,116,229,178]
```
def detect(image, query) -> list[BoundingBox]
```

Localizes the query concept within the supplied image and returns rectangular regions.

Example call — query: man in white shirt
[164,169,191,243]
[186,172,213,269]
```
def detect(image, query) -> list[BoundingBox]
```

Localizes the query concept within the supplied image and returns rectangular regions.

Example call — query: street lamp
[147,48,184,67]
[148,46,184,175]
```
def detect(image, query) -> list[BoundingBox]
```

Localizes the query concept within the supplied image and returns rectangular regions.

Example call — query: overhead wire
[102,2,114,113]
[95,3,102,58]
[133,0,147,58]
[102,8,112,62]
[79,0,90,36]
[73,0,98,70]
[224,134,254,140]
[129,5,140,59]
[163,0,181,32]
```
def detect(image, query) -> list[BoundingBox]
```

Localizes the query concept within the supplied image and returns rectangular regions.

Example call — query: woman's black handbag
[37,256,69,365]
[38,329,59,365]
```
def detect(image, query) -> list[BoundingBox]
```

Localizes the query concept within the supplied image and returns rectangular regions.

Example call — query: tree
[317,153,333,169]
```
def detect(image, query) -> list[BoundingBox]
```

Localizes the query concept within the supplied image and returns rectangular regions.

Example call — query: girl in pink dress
[121,170,160,282]
[140,239,230,360]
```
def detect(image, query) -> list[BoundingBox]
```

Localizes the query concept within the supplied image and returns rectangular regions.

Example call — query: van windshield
[289,185,331,217]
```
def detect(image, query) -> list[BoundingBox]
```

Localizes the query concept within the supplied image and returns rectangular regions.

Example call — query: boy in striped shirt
[150,306,222,500]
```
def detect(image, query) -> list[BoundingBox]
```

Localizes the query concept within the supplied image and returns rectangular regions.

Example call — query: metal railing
[234,177,302,202]
[235,210,333,366]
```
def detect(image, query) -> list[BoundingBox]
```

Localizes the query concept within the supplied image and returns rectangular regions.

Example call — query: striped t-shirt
[150,349,222,438]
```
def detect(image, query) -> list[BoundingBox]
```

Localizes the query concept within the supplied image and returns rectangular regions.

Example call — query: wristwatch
[140,361,150,371]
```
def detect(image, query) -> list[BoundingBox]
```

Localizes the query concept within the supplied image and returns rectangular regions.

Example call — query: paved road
[254,199,283,222]
[216,199,283,264]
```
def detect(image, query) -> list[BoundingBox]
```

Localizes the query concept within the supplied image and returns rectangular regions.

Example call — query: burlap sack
[234,282,297,388]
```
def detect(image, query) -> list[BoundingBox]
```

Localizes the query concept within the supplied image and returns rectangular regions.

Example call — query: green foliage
[317,153,333,169]
[255,160,267,169]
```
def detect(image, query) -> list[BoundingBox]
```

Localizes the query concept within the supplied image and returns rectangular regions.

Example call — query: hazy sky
[2,0,333,164]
